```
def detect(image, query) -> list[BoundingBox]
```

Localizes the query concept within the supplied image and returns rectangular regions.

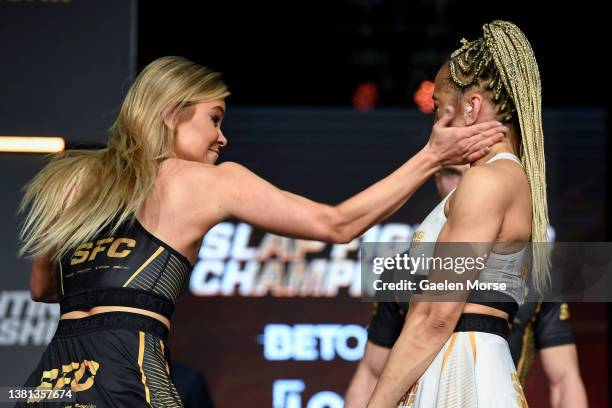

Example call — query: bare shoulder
[148,159,238,232]
[456,165,509,197]
[155,159,253,216]
[158,159,243,192]
[451,162,519,212]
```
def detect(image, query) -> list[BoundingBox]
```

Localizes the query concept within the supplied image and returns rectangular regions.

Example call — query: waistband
[54,311,169,342]
[60,287,175,320]
[454,313,509,342]
[466,290,519,322]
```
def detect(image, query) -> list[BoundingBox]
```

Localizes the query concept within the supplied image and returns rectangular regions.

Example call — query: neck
[471,128,519,167]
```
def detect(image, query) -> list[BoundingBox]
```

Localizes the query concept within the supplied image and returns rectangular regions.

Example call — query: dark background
[139,0,606,109]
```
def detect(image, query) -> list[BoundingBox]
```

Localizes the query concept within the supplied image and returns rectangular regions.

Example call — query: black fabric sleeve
[367,301,405,348]
[533,302,575,349]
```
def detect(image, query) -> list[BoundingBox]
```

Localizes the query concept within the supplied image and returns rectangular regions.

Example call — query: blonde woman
[367,21,547,407]
[18,56,505,406]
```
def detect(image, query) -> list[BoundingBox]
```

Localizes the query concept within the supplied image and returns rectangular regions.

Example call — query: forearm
[550,374,588,408]
[345,363,380,408]
[367,314,452,408]
[334,147,440,240]
[540,345,588,408]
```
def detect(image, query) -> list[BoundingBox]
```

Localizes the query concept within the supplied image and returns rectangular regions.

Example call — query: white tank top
[409,152,526,304]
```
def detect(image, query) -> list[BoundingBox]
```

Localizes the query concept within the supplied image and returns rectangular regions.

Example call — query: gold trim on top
[123,246,165,287]
[138,331,151,405]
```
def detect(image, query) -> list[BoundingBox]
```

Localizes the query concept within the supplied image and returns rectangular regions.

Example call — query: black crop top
[57,218,193,320]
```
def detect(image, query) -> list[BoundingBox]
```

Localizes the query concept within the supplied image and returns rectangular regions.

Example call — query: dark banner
[0,0,136,145]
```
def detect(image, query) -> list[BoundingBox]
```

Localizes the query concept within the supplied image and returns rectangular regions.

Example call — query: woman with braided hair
[367,21,548,407]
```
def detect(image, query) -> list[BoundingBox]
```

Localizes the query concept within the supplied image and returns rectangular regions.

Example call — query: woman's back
[136,158,218,266]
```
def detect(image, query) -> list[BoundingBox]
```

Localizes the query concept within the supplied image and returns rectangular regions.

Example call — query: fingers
[469,126,507,145]
[462,126,505,150]
[466,131,505,157]
[462,125,506,163]
[431,115,506,165]
[470,120,505,135]
[467,147,490,163]
[435,105,455,128]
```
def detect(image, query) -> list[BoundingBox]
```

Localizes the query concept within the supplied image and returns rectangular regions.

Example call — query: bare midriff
[59,304,505,332]
[60,307,171,330]
[464,303,509,322]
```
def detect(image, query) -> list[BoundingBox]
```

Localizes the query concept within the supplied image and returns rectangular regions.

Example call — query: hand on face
[428,66,507,165]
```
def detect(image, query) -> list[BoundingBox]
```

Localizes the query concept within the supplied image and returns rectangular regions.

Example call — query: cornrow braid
[448,38,516,123]
[448,21,550,295]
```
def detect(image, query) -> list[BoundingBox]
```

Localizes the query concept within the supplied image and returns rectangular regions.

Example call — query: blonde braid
[448,21,550,294]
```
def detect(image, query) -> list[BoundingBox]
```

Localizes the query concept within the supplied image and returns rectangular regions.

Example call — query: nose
[218,129,228,147]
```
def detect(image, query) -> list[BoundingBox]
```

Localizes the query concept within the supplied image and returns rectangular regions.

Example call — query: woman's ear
[162,106,178,129]
[464,94,484,126]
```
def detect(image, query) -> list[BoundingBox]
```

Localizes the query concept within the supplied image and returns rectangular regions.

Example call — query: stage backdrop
[0,0,137,145]
[0,108,607,407]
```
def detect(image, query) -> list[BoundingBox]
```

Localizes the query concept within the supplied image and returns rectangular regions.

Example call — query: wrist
[416,145,442,175]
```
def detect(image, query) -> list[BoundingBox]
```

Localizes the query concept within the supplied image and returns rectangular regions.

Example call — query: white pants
[398,332,528,408]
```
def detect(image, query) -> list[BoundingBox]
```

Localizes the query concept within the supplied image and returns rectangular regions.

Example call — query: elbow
[424,317,455,339]
[316,207,354,244]
[549,372,585,397]
[30,289,58,303]
[329,228,353,244]
[30,286,46,302]
[328,226,354,245]
[29,278,57,303]
[422,308,461,340]
[29,273,45,302]
[29,257,59,303]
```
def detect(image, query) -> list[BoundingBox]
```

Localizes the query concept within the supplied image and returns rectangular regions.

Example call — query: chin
[206,152,219,164]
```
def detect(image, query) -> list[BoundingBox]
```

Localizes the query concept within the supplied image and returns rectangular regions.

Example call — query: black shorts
[18,312,183,407]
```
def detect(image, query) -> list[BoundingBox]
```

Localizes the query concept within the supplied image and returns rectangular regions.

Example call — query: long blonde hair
[19,56,230,263]
[447,21,549,294]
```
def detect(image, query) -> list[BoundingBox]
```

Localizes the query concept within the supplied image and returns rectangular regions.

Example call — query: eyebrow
[213,106,226,117]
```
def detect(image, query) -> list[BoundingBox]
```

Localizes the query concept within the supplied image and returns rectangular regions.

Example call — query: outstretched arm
[200,108,506,243]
